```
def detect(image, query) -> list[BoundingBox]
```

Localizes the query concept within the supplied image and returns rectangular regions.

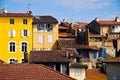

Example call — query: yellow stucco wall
[0,17,32,63]
[33,23,58,50]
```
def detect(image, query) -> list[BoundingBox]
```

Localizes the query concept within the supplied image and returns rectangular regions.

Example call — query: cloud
[55,0,111,10]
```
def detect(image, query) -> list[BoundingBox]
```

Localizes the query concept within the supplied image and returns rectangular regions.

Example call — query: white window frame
[21,30,30,37]
[8,41,16,53]
[9,30,16,37]
[38,35,43,43]
[48,35,53,43]
[9,58,17,64]
[20,41,28,53]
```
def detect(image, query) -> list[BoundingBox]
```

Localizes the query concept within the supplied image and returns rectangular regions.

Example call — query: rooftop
[30,50,71,63]
[33,16,58,23]
[58,39,98,50]
[0,64,75,80]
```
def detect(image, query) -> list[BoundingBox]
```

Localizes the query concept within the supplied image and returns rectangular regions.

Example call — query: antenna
[26,0,31,11]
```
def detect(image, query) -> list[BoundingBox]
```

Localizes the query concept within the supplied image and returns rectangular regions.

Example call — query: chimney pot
[115,16,120,22]
[95,17,99,21]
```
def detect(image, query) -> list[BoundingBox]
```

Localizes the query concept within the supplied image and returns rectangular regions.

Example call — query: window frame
[21,42,28,53]
[9,42,16,53]
[48,35,53,43]
[23,19,27,24]
[10,19,14,24]
[9,58,17,64]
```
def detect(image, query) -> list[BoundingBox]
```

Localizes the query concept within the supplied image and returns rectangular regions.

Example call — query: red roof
[97,20,120,25]
[0,12,32,17]
[72,22,88,30]
[0,64,75,80]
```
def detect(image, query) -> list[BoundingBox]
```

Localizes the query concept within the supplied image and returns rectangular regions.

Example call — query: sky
[0,0,120,22]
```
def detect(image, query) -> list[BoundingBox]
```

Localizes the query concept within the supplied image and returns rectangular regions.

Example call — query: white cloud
[55,0,111,10]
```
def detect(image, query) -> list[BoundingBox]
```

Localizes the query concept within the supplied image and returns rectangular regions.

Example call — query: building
[87,17,120,58]
[30,50,70,75]
[70,63,87,80]
[58,38,98,69]
[104,57,120,80]
[0,10,33,63]
[32,16,58,51]
[0,64,75,80]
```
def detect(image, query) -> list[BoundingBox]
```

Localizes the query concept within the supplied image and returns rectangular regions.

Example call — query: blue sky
[0,0,120,22]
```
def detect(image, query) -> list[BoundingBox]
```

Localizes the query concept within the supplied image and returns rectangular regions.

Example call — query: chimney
[27,10,32,15]
[24,52,28,63]
[115,16,120,22]
[95,17,99,21]
[63,19,66,22]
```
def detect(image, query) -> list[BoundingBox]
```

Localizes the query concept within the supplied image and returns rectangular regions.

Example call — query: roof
[70,63,88,68]
[0,64,75,80]
[58,39,98,50]
[97,20,120,25]
[72,22,88,30]
[104,57,120,63]
[0,12,32,17]
[30,50,71,63]
[33,16,58,23]
[0,59,5,64]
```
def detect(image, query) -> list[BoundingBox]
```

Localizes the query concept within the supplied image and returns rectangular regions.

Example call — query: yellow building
[32,16,58,51]
[0,10,33,63]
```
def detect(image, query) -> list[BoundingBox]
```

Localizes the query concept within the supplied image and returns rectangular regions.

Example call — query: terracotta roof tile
[0,13,32,17]
[104,57,120,63]
[97,20,120,25]
[33,16,58,23]
[72,22,88,30]
[58,39,98,50]
[0,64,75,80]
[30,50,71,63]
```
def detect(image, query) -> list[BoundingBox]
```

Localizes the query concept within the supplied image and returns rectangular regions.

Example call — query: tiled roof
[59,25,69,29]
[58,39,98,50]
[30,50,71,63]
[89,32,102,37]
[33,16,58,23]
[0,64,75,80]
[104,57,120,63]
[0,59,5,64]
[59,22,70,27]
[70,63,88,68]
[108,36,120,41]
[0,12,32,17]
[97,20,120,25]
[72,22,88,30]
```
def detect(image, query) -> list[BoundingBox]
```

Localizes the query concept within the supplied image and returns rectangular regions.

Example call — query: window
[10,19,14,24]
[23,19,27,24]
[48,35,52,43]
[75,68,81,75]
[21,30,29,37]
[21,58,24,63]
[21,42,27,52]
[98,48,106,58]
[9,30,16,37]
[38,35,43,43]
[61,64,67,74]
[37,24,53,32]
[112,25,115,32]
[9,58,17,64]
[9,42,16,52]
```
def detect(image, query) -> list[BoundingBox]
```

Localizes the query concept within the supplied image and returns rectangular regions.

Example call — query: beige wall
[70,68,86,80]
[33,24,58,50]
[100,26,110,35]
[106,63,120,80]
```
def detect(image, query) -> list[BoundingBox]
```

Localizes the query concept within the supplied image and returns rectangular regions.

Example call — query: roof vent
[115,16,120,22]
